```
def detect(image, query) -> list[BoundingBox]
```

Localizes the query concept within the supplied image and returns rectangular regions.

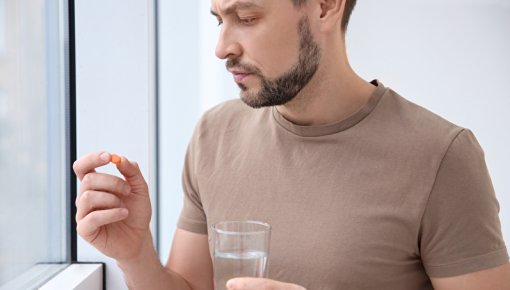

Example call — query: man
[73,0,510,289]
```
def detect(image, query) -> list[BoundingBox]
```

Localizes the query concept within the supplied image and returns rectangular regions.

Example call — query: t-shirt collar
[271,79,387,137]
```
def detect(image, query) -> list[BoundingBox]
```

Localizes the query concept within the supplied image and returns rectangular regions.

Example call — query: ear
[318,0,345,32]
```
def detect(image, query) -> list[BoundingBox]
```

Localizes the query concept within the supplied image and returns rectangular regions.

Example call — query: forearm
[117,234,192,290]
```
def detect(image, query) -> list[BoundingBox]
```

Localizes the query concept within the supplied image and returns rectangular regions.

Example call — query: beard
[226,16,322,108]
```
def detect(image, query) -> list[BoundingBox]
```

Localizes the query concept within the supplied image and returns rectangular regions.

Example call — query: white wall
[75,0,155,289]
[157,0,238,262]
[347,0,510,242]
[157,0,201,262]
[158,0,510,261]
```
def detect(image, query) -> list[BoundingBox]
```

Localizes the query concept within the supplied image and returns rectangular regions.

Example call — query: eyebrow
[210,1,263,17]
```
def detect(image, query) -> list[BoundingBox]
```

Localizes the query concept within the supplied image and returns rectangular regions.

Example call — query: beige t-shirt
[177,80,508,289]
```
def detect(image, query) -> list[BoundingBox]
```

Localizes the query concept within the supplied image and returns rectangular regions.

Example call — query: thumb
[227,278,263,290]
[115,155,148,194]
[226,278,304,290]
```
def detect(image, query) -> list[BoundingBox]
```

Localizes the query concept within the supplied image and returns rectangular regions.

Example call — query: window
[0,0,72,288]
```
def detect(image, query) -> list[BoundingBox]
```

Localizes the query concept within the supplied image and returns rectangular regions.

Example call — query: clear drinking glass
[211,221,271,290]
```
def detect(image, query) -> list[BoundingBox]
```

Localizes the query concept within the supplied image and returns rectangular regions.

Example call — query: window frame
[0,0,82,287]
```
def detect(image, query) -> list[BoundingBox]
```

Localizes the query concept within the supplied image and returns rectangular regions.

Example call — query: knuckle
[81,190,92,204]
[76,222,86,236]
[114,178,125,191]
[81,174,92,187]
[87,213,98,225]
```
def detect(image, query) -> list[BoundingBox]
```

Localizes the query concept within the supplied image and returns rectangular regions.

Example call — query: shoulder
[373,88,466,151]
[383,88,462,133]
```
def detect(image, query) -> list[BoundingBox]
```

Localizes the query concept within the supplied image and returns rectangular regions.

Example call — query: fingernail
[124,184,131,194]
[99,152,110,162]
[226,279,236,289]
[120,209,129,216]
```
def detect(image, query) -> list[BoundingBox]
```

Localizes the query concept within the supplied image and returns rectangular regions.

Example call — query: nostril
[215,33,242,60]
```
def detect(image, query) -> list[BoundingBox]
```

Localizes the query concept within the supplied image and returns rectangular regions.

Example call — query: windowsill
[0,263,68,290]
[40,263,103,290]
[0,263,103,290]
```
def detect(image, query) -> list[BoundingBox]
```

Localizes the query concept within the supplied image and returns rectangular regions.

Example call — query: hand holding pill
[73,152,152,262]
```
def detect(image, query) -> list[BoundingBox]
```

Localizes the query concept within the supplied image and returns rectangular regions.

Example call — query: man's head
[212,0,357,108]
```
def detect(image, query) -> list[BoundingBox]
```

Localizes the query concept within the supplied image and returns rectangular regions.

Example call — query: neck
[276,45,376,126]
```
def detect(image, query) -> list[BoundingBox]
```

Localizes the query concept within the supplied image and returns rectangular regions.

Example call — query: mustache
[226,59,261,75]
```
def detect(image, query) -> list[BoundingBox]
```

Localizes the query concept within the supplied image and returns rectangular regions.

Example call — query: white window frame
[40,264,103,290]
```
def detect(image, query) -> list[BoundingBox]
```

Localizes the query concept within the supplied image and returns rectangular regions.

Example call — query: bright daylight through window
[0,0,72,288]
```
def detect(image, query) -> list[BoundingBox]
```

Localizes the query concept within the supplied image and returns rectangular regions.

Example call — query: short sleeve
[420,129,509,277]
[176,126,208,235]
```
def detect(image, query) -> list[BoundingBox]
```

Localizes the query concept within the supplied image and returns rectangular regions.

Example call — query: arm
[116,229,213,290]
[431,263,510,290]
[115,231,192,290]
[165,229,214,290]
[74,152,212,289]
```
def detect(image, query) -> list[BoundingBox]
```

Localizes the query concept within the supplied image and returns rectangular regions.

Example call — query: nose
[215,26,242,60]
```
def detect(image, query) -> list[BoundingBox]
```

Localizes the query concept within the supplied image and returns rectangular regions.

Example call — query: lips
[228,68,254,83]
[233,72,251,83]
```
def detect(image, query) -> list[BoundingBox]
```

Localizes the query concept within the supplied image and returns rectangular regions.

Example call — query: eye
[216,18,223,26]
[238,17,257,25]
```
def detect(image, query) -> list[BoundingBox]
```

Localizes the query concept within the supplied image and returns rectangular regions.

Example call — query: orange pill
[111,154,121,165]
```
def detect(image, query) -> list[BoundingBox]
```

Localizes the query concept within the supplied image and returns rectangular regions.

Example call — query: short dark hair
[290,0,357,31]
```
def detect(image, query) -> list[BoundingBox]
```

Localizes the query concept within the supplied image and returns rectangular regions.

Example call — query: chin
[240,94,261,108]
[239,90,266,109]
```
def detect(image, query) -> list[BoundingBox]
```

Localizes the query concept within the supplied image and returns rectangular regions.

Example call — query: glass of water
[211,221,271,290]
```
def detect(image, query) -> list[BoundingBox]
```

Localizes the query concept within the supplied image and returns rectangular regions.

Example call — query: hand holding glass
[212,221,271,290]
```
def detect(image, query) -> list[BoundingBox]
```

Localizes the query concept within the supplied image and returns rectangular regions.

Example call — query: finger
[73,152,112,180]
[76,172,131,206]
[77,208,129,239]
[226,278,305,290]
[115,156,148,193]
[79,172,131,197]
[76,190,123,221]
